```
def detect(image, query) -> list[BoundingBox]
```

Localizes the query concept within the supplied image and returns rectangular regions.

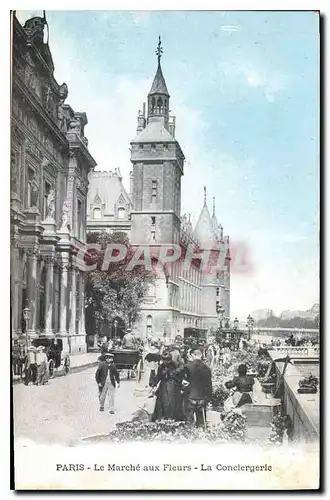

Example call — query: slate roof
[131,120,175,143]
[149,62,170,96]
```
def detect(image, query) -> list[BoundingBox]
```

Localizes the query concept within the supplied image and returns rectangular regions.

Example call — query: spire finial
[212,197,215,217]
[204,186,207,206]
[155,35,163,64]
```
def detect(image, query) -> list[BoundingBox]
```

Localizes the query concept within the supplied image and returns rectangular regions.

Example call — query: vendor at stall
[224,363,255,408]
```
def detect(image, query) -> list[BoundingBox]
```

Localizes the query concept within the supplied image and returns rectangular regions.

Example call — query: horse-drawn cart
[109,348,143,380]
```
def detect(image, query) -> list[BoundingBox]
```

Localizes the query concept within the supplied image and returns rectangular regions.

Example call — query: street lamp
[114,319,118,340]
[233,318,239,330]
[22,307,31,347]
[216,304,225,330]
[247,314,254,341]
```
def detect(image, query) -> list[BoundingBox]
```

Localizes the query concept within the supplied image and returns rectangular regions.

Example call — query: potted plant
[297,374,318,394]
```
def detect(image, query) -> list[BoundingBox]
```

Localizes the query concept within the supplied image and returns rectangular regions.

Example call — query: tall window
[43,181,51,220]
[151,180,157,204]
[216,287,220,297]
[146,315,153,338]
[27,168,35,208]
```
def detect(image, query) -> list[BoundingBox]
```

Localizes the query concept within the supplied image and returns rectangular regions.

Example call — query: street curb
[12,360,99,385]
[70,361,99,374]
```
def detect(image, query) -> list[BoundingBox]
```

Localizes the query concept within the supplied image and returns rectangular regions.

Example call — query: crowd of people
[95,330,222,427]
[12,342,49,386]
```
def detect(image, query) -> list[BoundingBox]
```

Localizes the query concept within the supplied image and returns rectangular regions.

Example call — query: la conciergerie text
[56,463,273,473]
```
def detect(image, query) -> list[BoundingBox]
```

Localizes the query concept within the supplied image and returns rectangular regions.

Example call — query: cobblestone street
[13,367,140,445]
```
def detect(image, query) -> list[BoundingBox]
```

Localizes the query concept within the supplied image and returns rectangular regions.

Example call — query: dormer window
[118,207,126,219]
[93,207,101,219]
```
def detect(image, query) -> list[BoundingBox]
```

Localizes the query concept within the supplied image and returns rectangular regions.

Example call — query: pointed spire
[149,36,169,96]
[204,186,207,207]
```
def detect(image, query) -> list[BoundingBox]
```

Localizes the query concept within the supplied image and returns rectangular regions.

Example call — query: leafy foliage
[85,231,156,335]
[87,412,247,444]
[267,414,291,445]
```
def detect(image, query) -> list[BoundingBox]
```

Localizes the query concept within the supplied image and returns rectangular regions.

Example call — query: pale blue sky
[16,10,319,318]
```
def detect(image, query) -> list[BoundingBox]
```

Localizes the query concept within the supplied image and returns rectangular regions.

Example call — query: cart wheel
[48,359,55,379]
[64,355,70,375]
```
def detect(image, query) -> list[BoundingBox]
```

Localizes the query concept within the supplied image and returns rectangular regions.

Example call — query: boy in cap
[95,353,120,414]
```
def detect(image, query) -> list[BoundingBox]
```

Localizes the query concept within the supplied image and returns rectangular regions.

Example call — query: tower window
[157,97,163,114]
[151,180,157,204]
[216,287,220,297]
[151,216,156,225]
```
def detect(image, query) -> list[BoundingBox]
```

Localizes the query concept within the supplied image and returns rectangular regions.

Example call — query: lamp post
[233,318,239,330]
[114,319,118,340]
[22,307,31,348]
[247,314,254,341]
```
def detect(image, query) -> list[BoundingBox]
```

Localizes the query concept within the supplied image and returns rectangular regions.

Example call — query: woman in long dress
[151,352,184,422]
[36,346,49,385]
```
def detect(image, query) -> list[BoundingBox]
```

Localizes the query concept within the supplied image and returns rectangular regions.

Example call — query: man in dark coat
[184,347,212,427]
[95,353,120,413]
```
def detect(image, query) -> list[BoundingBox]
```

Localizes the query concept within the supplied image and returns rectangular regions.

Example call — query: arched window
[157,97,163,114]
[93,207,101,219]
[117,207,126,219]
[146,315,153,338]
[151,97,156,113]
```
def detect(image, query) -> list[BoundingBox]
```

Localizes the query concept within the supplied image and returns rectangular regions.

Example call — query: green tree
[85,231,156,336]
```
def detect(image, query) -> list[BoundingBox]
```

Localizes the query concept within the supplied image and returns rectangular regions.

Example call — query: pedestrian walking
[35,346,49,385]
[95,353,120,414]
[24,346,37,385]
[183,347,212,427]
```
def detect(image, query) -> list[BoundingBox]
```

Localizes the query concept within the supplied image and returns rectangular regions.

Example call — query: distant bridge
[249,327,319,335]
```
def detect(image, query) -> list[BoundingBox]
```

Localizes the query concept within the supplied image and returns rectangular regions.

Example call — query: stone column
[59,260,69,334]
[44,256,54,335]
[78,271,86,335]
[11,243,21,336]
[27,249,38,336]
[69,265,77,334]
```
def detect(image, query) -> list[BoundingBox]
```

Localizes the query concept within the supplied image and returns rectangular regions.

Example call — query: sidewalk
[70,351,99,372]
[12,351,100,384]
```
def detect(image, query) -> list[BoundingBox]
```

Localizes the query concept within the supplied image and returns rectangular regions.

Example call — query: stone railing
[271,359,319,443]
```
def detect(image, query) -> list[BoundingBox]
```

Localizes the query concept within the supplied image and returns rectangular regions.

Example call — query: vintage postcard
[11,9,320,491]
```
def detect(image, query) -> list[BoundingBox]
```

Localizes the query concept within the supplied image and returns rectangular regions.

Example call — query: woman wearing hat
[151,351,184,422]
[224,363,255,408]
[36,346,49,385]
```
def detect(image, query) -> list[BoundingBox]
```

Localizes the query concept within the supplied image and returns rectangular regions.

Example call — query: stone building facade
[87,44,230,341]
[11,13,96,354]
